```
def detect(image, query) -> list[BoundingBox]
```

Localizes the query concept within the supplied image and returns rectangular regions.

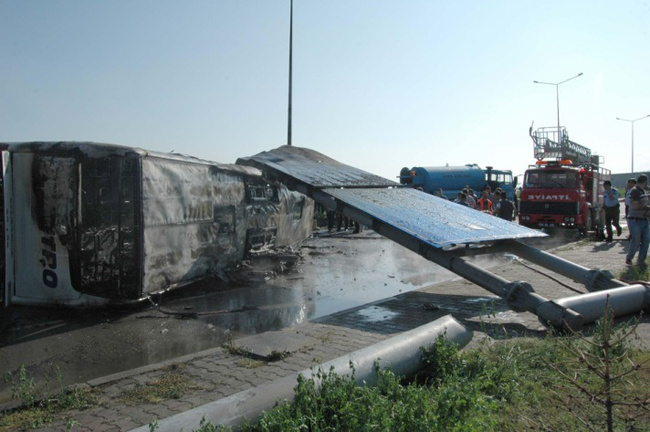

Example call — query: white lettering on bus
[41,236,58,288]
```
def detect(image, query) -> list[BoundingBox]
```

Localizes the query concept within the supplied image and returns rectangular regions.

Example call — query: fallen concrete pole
[129,315,472,432]
[550,284,650,325]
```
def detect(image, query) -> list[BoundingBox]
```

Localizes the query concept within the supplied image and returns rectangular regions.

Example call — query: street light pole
[287,0,293,146]
[616,114,650,173]
[533,72,583,145]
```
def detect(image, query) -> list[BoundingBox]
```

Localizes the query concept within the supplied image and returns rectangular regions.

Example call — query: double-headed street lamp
[533,72,583,145]
[616,114,650,173]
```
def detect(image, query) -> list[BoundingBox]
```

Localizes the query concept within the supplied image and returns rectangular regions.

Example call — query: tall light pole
[287,0,293,146]
[533,72,583,145]
[616,114,650,173]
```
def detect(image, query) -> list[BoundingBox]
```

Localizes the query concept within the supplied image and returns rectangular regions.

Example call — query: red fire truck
[518,126,610,237]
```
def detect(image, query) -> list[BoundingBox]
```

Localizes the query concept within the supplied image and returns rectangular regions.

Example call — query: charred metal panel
[31,155,77,244]
[4,141,263,178]
[269,188,314,248]
[245,227,278,252]
[140,157,312,291]
[141,157,248,292]
[237,145,396,188]
[72,156,140,299]
[326,187,542,247]
[11,153,110,306]
[241,184,314,250]
[7,141,144,159]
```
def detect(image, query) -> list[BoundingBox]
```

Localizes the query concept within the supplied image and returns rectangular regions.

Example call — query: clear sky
[2,1,649,181]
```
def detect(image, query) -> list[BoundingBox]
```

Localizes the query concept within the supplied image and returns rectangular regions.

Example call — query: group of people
[436,185,517,221]
[602,175,650,267]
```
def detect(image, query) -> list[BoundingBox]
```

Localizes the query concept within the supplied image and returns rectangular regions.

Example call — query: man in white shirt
[602,180,622,242]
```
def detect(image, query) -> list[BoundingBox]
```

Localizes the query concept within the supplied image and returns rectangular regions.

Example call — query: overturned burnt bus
[1,142,313,307]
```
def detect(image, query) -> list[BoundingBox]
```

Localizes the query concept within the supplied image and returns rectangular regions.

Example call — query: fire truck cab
[518,127,610,237]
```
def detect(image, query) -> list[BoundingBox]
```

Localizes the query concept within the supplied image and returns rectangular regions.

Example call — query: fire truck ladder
[530,126,597,166]
[239,146,648,331]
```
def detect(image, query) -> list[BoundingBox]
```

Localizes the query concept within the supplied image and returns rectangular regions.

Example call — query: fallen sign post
[129,315,473,431]
[238,145,649,331]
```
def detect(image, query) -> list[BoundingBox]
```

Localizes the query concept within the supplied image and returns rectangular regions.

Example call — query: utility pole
[287,0,293,146]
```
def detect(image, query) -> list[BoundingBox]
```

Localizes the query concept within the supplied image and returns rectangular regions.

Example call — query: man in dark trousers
[624,178,637,240]
[494,191,515,221]
[626,174,650,267]
[602,180,622,242]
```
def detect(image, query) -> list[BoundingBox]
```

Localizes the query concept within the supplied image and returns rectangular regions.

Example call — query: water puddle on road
[355,306,400,323]
[462,296,500,304]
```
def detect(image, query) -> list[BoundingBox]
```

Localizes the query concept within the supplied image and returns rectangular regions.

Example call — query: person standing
[477,190,493,213]
[602,180,622,242]
[515,187,522,212]
[456,192,470,207]
[626,174,650,267]
[468,188,478,206]
[494,187,503,204]
[483,185,495,203]
[436,188,449,200]
[624,178,637,240]
[463,188,476,209]
[494,191,515,221]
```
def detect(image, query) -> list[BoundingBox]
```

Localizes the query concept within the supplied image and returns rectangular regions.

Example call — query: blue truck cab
[399,164,515,201]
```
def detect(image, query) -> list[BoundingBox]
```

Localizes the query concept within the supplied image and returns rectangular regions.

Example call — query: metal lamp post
[287,0,293,147]
[616,114,650,173]
[533,72,583,145]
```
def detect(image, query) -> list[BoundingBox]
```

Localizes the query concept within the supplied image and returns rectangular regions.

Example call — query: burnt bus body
[2,142,313,307]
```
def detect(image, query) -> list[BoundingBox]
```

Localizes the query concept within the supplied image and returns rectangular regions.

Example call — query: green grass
[620,263,650,282]
[223,341,289,362]
[0,365,97,431]
[230,329,650,432]
[236,358,267,369]
[118,364,200,405]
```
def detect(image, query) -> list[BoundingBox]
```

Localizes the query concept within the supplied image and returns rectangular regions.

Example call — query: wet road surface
[0,229,578,405]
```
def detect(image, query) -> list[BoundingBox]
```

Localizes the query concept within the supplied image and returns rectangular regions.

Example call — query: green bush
[244,338,513,431]
[236,332,649,431]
